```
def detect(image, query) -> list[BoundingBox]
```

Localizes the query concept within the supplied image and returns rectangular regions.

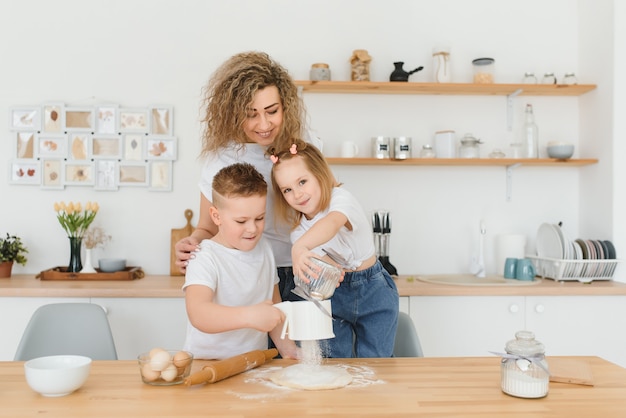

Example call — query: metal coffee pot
[389,62,424,82]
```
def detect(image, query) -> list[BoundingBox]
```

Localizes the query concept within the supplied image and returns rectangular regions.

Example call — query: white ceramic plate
[536,223,564,259]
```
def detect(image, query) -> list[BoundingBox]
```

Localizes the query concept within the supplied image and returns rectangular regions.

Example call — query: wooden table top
[4,274,626,298]
[3,356,626,417]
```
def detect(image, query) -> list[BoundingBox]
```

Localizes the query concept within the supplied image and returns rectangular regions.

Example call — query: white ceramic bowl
[24,355,92,397]
[546,143,575,159]
[137,349,193,385]
[98,258,126,272]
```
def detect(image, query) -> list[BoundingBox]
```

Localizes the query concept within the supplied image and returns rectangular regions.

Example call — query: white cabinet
[0,297,90,361]
[409,295,626,368]
[409,296,525,357]
[92,297,188,360]
[526,296,626,368]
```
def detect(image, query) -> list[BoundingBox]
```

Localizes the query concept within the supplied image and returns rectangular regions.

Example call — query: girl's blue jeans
[326,260,399,358]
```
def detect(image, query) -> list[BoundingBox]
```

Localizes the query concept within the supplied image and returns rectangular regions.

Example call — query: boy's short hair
[212,163,267,207]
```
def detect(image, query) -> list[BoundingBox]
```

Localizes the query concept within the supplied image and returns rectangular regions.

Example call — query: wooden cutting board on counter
[549,357,594,386]
[170,209,195,276]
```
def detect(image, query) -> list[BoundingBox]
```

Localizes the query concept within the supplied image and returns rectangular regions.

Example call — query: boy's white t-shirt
[290,187,375,271]
[182,237,278,360]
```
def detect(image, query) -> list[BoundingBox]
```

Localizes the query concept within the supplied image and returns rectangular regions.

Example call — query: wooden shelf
[326,158,598,167]
[295,81,597,96]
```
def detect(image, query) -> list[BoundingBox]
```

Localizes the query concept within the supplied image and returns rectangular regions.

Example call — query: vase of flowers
[81,226,111,273]
[54,201,99,273]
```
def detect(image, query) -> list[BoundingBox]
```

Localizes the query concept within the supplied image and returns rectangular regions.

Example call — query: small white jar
[310,63,331,81]
[500,330,549,399]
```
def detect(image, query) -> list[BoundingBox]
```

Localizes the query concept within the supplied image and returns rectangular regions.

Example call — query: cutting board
[549,357,594,386]
[170,209,195,276]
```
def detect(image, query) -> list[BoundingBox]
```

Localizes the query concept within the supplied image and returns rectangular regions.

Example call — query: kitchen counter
[2,274,626,298]
[3,356,625,417]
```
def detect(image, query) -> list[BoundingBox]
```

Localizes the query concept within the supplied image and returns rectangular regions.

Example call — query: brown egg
[173,350,192,369]
[141,363,161,382]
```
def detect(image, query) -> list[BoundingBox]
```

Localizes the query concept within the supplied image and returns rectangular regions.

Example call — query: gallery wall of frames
[8,103,176,191]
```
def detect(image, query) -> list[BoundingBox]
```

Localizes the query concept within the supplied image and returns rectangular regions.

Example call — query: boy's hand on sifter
[249,300,285,332]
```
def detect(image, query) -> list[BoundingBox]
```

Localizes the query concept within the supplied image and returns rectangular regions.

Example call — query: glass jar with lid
[310,63,331,81]
[563,73,578,85]
[458,134,482,158]
[472,58,495,84]
[542,72,556,84]
[522,72,537,84]
[500,330,549,398]
[420,144,436,158]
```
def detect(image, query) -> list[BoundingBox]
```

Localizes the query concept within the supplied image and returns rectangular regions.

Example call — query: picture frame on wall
[94,160,118,191]
[123,134,144,160]
[41,159,64,190]
[91,135,122,159]
[95,104,118,134]
[15,131,35,159]
[118,162,148,186]
[64,107,95,132]
[149,105,173,136]
[42,103,65,133]
[68,133,92,160]
[145,136,176,160]
[148,161,172,191]
[8,159,41,185]
[9,107,41,131]
[119,108,149,133]
[35,134,68,159]
[64,161,95,186]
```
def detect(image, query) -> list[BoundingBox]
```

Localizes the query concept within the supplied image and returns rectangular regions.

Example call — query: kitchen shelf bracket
[507,89,523,131]
[505,163,521,201]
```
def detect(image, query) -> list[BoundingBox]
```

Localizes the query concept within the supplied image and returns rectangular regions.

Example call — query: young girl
[270,140,399,358]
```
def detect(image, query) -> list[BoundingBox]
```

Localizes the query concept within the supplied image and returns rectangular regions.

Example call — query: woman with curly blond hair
[175,51,320,302]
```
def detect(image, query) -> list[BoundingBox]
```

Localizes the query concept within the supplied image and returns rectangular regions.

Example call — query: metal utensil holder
[528,255,622,283]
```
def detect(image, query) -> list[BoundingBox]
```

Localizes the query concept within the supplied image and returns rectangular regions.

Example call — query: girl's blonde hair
[270,140,339,229]
[200,51,305,157]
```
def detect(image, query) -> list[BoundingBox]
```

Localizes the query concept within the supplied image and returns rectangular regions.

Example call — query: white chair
[393,312,424,357]
[14,303,118,361]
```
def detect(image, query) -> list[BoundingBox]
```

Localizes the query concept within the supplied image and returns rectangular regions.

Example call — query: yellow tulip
[54,202,60,212]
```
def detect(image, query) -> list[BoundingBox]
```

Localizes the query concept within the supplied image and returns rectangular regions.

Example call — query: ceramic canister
[372,136,391,159]
[393,137,412,159]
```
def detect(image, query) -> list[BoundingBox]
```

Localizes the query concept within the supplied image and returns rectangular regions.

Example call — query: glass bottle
[500,330,549,398]
[432,47,451,83]
[522,104,539,158]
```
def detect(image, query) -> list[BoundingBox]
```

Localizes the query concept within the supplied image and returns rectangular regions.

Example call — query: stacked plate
[534,223,618,281]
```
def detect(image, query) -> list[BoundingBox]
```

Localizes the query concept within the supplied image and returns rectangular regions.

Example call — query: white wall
[0,0,616,277]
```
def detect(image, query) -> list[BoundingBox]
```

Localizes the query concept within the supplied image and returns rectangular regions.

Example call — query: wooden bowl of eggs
[138,348,193,385]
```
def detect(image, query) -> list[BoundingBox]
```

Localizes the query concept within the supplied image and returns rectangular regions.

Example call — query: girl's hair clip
[289,144,297,154]
[270,155,279,164]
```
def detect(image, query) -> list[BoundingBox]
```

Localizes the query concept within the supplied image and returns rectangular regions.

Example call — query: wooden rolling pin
[184,349,278,386]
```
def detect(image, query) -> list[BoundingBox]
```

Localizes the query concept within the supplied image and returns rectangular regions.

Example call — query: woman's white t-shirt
[182,237,278,360]
[290,187,375,271]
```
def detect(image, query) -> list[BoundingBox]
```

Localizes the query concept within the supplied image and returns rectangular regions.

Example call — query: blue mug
[515,258,536,281]
[503,258,518,279]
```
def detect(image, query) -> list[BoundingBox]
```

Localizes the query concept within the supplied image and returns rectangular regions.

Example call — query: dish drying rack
[528,256,622,283]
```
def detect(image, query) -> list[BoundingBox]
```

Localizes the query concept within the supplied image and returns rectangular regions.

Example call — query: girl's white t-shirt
[182,237,278,360]
[290,187,375,271]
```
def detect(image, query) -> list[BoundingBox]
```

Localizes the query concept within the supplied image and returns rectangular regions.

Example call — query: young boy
[182,163,298,360]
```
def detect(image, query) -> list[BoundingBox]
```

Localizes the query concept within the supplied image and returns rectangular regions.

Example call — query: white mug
[274,300,334,341]
[340,141,359,158]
